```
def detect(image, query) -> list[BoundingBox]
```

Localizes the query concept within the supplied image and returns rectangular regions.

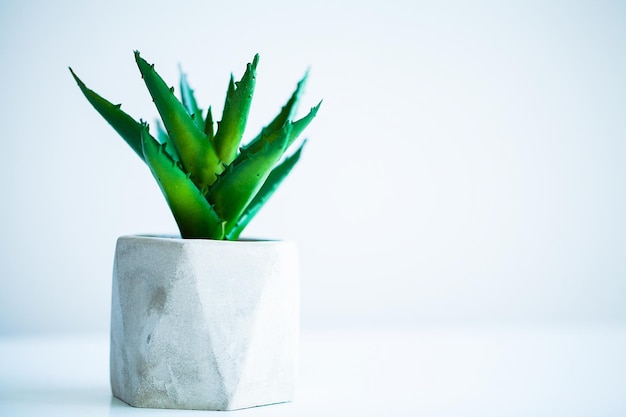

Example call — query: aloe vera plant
[70,52,320,240]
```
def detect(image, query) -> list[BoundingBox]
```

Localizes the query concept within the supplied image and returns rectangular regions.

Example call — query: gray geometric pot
[110,235,299,411]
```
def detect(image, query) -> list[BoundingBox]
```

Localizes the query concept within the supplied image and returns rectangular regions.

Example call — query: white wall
[1,0,625,334]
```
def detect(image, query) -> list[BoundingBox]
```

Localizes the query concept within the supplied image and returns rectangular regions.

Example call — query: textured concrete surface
[110,236,299,410]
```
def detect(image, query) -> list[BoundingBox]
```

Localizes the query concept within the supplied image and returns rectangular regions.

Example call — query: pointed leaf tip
[69,67,84,86]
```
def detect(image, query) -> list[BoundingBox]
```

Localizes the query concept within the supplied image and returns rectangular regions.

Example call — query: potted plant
[70,51,320,411]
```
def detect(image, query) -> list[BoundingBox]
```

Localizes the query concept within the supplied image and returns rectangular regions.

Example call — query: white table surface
[1,324,625,417]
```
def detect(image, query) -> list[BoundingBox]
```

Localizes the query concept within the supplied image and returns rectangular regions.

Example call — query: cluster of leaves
[70,51,319,239]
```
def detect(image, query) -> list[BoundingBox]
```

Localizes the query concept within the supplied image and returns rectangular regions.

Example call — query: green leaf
[69,67,145,161]
[205,106,215,141]
[155,120,182,164]
[141,124,224,239]
[134,51,221,189]
[242,70,308,153]
[244,101,321,155]
[179,68,204,131]
[226,140,306,240]
[286,101,321,148]
[208,123,292,234]
[212,54,259,164]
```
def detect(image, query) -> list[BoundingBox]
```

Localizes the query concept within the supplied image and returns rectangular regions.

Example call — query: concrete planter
[110,235,299,411]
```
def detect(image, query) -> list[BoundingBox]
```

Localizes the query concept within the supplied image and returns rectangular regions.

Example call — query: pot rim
[119,234,293,245]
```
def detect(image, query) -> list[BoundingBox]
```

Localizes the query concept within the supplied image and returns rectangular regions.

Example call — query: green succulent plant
[70,52,320,240]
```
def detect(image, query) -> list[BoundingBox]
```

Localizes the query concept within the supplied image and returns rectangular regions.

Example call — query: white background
[1,0,625,334]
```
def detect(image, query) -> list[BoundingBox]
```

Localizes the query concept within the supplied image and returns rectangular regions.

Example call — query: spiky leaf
[179,69,204,131]
[213,54,259,164]
[209,123,292,235]
[268,69,309,129]
[69,68,145,161]
[287,101,321,148]
[226,140,306,240]
[244,101,321,154]
[155,120,181,163]
[141,124,224,239]
[135,51,221,188]
[205,106,215,140]
[242,71,308,154]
